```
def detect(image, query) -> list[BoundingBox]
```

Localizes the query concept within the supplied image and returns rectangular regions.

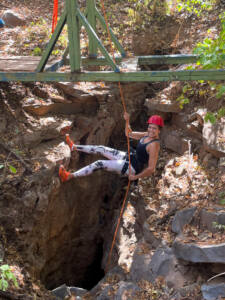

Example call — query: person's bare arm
[129,141,160,180]
[124,112,147,140]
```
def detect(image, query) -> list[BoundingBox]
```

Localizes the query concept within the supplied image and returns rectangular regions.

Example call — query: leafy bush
[176,0,214,16]
[0,264,18,291]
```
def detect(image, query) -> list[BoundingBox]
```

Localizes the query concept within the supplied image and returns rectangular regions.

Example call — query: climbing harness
[52,0,58,33]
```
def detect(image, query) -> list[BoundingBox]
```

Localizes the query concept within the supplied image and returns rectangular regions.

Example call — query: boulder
[114,281,141,300]
[69,286,88,297]
[172,207,197,234]
[203,118,225,157]
[219,157,225,167]
[2,10,26,27]
[173,241,225,263]
[199,209,225,233]
[21,118,73,148]
[129,245,194,289]
[201,278,225,300]
[161,127,189,155]
[145,97,181,113]
[55,82,108,102]
[52,284,70,299]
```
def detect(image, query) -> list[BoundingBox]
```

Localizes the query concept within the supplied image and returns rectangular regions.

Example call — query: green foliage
[125,0,168,29]
[13,18,68,57]
[204,112,217,123]
[33,47,42,56]
[176,84,193,108]
[176,0,214,16]
[203,106,225,124]
[212,221,225,231]
[218,191,225,205]
[9,165,17,174]
[193,13,225,69]
[176,95,190,108]
[0,264,18,291]
[0,164,17,174]
[0,163,17,176]
[191,13,225,122]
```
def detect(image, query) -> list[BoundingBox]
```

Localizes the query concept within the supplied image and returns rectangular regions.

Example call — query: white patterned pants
[71,145,135,177]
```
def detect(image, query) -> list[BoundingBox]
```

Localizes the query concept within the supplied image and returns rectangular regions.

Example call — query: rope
[52,0,58,33]
[99,0,132,272]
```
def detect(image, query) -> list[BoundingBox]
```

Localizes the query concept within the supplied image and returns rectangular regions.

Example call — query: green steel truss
[0,0,224,82]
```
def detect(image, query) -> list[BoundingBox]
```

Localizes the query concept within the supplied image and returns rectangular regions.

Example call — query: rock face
[129,245,195,289]
[201,279,225,300]
[2,10,26,27]
[132,16,182,55]
[173,241,225,263]
[0,81,148,291]
[203,118,225,157]
[172,207,197,234]
[0,75,224,299]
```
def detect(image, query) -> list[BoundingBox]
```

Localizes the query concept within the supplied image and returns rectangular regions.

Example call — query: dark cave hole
[44,237,105,292]
[81,239,105,290]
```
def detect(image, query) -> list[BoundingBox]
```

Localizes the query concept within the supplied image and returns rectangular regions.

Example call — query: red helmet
[147,115,164,127]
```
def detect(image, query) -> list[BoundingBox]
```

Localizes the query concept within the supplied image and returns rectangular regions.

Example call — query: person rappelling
[59,113,164,182]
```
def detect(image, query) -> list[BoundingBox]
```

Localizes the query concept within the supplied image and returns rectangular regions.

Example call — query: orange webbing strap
[99,0,132,272]
[52,0,58,33]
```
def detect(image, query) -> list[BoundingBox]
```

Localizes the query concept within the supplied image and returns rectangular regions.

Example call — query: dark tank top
[132,137,160,174]
[121,138,160,175]
[136,137,160,165]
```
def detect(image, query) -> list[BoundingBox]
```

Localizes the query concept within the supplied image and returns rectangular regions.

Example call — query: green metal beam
[66,0,81,71]
[77,8,120,72]
[1,69,225,82]
[36,10,67,72]
[45,54,199,71]
[86,0,98,57]
[138,54,198,65]
[44,54,198,72]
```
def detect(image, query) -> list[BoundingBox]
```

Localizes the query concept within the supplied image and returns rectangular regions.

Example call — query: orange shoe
[59,165,71,182]
[65,134,76,151]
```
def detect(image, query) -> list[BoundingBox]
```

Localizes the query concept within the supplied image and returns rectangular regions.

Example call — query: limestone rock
[199,209,225,233]
[201,279,225,300]
[2,10,26,27]
[52,284,70,299]
[203,119,225,157]
[219,157,225,167]
[129,245,194,289]
[114,281,141,300]
[173,241,225,263]
[172,207,197,234]
[145,97,181,113]
[161,127,189,155]
[69,286,88,297]
[55,82,108,102]
[143,222,161,248]
[21,118,73,148]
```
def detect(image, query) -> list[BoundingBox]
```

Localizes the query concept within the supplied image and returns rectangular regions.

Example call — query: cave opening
[81,239,105,290]
[39,175,126,293]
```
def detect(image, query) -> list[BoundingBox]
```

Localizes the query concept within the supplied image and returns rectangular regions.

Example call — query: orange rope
[52,0,58,33]
[99,0,132,272]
